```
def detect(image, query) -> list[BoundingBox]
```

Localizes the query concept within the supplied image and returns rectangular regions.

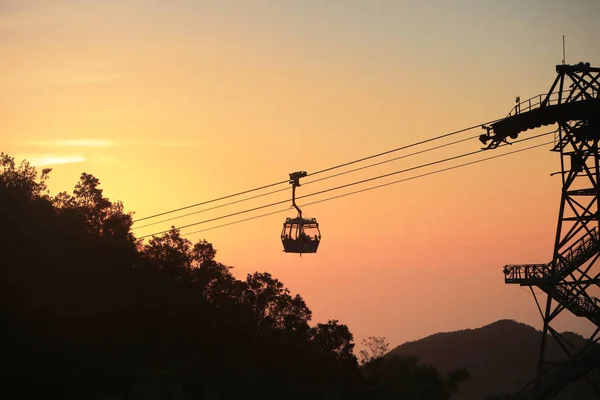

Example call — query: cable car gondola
[281,171,321,255]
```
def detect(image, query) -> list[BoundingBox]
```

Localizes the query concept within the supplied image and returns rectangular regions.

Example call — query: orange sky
[2,0,600,348]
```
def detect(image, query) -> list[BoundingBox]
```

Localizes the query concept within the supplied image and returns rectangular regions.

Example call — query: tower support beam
[493,63,600,399]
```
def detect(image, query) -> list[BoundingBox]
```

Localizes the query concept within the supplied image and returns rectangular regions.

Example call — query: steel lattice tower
[480,62,600,399]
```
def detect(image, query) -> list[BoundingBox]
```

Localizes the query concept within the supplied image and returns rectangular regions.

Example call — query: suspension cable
[138,130,553,239]
[134,133,480,230]
[307,120,502,177]
[133,118,502,223]
[132,179,288,223]
[183,139,553,236]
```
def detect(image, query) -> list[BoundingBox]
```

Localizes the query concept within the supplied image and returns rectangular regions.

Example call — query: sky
[2,0,600,349]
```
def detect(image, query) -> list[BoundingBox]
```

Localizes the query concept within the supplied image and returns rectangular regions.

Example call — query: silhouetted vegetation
[1,153,469,399]
[388,319,600,400]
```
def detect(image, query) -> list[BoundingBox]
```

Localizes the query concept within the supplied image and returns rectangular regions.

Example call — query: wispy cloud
[39,69,121,86]
[2,67,124,90]
[0,2,27,14]
[17,138,202,149]
[18,139,112,147]
[15,154,86,167]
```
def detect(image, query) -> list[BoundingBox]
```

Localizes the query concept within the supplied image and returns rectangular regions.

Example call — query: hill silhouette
[388,319,599,399]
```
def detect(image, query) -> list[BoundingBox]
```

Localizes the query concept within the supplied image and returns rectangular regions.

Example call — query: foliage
[360,336,391,365]
[0,153,51,199]
[0,154,470,399]
[362,354,471,400]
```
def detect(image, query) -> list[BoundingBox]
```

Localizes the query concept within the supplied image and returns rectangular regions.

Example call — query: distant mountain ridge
[387,319,598,399]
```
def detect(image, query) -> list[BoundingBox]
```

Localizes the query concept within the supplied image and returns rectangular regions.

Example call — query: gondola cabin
[281,170,322,255]
[281,216,321,254]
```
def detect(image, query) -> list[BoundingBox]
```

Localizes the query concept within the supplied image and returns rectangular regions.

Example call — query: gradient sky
[3,0,600,349]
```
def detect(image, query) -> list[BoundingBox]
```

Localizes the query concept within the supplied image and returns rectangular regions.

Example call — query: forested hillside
[389,320,600,400]
[0,153,468,399]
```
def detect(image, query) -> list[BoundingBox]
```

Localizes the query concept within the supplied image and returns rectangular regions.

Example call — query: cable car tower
[481,62,600,399]
[281,171,321,255]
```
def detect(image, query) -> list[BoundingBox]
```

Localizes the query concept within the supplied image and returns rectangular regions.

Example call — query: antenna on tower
[562,35,566,64]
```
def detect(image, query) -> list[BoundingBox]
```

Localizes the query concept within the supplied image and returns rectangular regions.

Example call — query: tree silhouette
[0,153,470,399]
[360,336,391,365]
[361,349,471,399]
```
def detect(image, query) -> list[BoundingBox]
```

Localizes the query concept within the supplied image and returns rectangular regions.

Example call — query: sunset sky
[3,0,600,349]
